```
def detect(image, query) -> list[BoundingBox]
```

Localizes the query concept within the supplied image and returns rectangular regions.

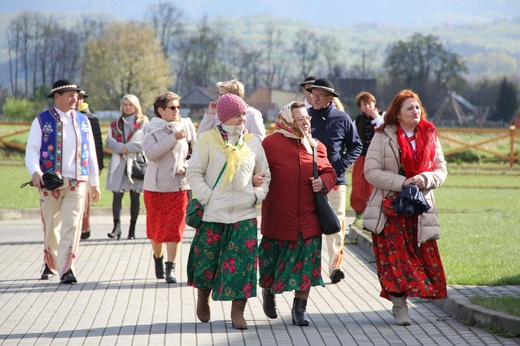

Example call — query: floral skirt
[187,219,258,301]
[259,234,324,294]
[372,212,447,301]
[144,190,187,243]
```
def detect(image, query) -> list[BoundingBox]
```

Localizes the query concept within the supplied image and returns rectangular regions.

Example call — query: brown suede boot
[196,289,211,323]
[231,299,248,329]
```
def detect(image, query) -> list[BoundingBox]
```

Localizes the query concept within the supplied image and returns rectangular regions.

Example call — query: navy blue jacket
[309,103,362,185]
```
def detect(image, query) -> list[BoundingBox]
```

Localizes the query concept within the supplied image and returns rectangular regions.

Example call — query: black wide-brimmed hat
[47,79,81,98]
[299,75,317,87]
[305,78,339,97]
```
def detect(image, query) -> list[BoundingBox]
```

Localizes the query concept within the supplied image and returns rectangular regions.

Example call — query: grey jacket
[362,124,447,245]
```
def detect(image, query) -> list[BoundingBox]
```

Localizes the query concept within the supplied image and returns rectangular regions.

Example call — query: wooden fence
[2,121,519,166]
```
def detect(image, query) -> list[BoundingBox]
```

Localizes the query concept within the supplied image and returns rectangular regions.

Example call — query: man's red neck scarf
[397,120,437,178]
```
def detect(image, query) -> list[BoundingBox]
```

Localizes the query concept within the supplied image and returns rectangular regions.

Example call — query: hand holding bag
[20,171,64,190]
[186,162,227,229]
[122,123,147,180]
[313,146,341,235]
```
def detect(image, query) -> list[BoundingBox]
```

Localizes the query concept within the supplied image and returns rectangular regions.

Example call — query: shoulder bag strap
[312,145,319,179]
[212,162,227,189]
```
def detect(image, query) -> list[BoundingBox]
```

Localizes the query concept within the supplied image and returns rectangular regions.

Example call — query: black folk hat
[305,78,339,97]
[47,79,81,98]
[78,90,89,98]
[299,75,317,87]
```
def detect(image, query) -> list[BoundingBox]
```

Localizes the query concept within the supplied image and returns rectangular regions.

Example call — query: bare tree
[320,34,342,78]
[7,15,22,97]
[293,29,321,82]
[174,18,222,95]
[146,2,184,57]
[261,23,290,89]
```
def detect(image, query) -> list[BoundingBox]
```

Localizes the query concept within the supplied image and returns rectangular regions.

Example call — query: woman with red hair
[363,89,448,326]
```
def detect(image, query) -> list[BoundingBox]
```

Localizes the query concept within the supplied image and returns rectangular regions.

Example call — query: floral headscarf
[275,101,317,154]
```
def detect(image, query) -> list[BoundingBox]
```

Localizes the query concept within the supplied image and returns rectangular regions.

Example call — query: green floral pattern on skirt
[187,219,258,301]
[259,233,324,293]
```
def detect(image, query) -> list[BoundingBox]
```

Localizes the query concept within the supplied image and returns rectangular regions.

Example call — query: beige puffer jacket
[362,124,447,245]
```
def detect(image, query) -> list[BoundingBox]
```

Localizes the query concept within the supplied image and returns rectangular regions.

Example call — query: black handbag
[21,171,64,190]
[313,146,341,235]
[122,122,146,180]
[129,155,147,180]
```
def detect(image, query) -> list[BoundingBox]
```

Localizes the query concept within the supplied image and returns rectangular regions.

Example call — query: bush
[2,97,44,122]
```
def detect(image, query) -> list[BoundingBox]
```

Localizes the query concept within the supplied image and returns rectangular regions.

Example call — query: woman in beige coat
[363,89,448,326]
[142,92,196,283]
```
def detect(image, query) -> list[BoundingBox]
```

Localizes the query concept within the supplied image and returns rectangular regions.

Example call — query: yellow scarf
[199,127,253,187]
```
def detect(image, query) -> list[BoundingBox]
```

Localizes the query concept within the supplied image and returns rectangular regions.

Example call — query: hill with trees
[0,7,519,124]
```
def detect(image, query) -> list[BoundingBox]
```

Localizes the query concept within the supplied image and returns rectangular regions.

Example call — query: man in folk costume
[25,79,101,284]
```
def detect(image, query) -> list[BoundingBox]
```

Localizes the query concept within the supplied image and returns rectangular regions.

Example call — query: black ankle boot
[153,255,165,279]
[291,298,310,326]
[165,262,176,283]
[262,288,278,319]
[128,220,136,240]
[107,220,122,240]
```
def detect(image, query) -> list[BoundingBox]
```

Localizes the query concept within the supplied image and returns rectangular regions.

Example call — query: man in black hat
[307,78,362,284]
[76,89,104,240]
[298,76,317,108]
[25,79,101,284]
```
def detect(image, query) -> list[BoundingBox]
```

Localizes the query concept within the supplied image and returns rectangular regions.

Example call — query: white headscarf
[274,101,317,154]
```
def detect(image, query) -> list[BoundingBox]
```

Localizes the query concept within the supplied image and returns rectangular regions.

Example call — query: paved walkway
[0,209,519,345]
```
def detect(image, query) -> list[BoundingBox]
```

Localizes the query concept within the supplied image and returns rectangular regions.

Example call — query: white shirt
[25,107,100,186]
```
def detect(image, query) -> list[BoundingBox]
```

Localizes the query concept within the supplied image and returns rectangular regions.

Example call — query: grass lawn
[471,296,520,318]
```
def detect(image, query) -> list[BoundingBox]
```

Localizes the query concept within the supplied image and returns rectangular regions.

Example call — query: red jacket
[261,133,337,241]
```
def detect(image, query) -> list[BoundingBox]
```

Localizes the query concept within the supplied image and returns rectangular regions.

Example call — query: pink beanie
[217,93,247,124]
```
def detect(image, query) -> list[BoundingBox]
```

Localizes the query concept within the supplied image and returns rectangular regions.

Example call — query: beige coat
[142,117,196,192]
[362,124,447,245]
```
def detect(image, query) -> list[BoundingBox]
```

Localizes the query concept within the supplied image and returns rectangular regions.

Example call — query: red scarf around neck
[397,120,438,178]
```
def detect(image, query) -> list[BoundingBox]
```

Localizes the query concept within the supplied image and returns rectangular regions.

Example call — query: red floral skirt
[372,210,447,301]
[144,190,188,243]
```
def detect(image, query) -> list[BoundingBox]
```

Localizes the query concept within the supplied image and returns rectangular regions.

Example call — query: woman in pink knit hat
[186,93,271,330]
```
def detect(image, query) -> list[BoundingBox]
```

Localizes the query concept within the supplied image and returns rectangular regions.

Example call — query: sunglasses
[166,105,181,111]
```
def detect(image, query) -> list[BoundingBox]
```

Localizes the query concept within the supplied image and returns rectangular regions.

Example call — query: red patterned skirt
[144,190,188,243]
[372,209,447,301]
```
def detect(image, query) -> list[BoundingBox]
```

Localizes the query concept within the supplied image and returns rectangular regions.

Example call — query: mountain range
[0,0,517,28]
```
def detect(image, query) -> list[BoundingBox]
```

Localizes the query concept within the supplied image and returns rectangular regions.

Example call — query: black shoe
[330,269,345,284]
[81,231,90,240]
[107,220,122,240]
[40,264,54,280]
[127,220,136,240]
[165,262,177,283]
[262,288,278,319]
[60,269,77,284]
[153,255,165,279]
[291,298,310,326]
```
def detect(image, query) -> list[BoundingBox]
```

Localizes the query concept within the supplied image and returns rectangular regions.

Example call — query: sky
[0,0,517,27]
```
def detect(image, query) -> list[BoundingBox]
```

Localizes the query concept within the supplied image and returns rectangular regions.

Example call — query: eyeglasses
[310,93,332,99]
[295,116,312,123]
[166,105,181,111]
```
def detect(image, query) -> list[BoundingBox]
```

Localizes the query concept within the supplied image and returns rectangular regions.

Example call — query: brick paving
[0,209,519,345]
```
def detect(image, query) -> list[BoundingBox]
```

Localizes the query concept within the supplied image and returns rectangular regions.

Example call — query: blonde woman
[197,77,266,140]
[106,94,149,240]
